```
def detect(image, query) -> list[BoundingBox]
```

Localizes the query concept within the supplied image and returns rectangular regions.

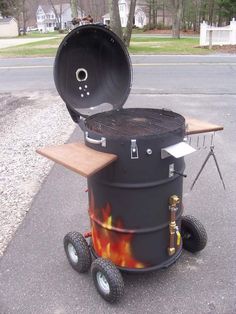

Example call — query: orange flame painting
[89,190,147,269]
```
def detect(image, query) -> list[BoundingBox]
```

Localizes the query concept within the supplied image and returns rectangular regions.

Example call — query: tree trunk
[109,0,122,39]
[22,0,27,35]
[171,0,183,38]
[148,0,152,29]
[154,0,158,27]
[48,0,61,30]
[70,0,78,18]
[162,0,165,26]
[123,0,136,47]
[208,0,215,25]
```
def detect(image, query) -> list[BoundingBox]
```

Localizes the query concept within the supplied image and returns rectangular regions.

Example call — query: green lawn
[0,37,63,57]
[0,35,211,57]
[129,37,209,54]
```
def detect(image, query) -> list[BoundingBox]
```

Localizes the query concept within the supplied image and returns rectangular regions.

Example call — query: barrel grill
[54,24,208,302]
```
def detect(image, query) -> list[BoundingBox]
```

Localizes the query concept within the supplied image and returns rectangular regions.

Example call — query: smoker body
[85,108,185,271]
[53,24,208,303]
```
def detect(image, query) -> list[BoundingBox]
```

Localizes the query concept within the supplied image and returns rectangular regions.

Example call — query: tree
[109,0,122,38]
[146,0,157,29]
[70,0,78,18]
[108,0,137,47]
[171,0,183,38]
[123,0,137,46]
[0,0,16,17]
[48,0,62,29]
[217,0,236,24]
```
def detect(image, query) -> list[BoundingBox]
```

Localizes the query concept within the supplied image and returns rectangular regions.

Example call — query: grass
[0,35,211,58]
[0,37,63,57]
[129,37,210,55]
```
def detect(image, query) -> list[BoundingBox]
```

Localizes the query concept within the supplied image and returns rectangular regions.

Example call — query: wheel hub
[96,271,110,294]
[67,243,78,263]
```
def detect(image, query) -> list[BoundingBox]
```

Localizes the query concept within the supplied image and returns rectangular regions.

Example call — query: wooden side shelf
[185,117,223,135]
[37,118,223,177]
[37,142,117,177]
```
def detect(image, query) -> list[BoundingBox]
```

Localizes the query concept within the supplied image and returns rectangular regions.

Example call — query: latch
[130,139,139,159]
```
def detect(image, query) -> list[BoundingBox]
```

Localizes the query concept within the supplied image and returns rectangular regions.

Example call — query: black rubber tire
[181,215,208,253]
[91,258,124,303]
[64,231,92,273]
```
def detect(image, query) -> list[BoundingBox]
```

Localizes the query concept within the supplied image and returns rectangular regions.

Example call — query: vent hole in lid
[76,68,88,82]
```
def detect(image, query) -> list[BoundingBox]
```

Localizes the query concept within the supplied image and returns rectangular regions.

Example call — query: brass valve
[169,195,180,207]
[168,194,181,256]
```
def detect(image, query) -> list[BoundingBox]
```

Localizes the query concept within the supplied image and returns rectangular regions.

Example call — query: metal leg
[191,146,226,190]
[190,150,212,190]
[211,149,226,190]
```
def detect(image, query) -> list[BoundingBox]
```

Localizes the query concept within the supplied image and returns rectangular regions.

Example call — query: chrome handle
[85,132,106,147]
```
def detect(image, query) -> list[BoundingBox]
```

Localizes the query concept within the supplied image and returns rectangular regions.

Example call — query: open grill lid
[54,24,132,123]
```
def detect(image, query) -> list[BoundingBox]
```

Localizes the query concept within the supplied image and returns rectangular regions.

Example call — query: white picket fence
[200,19,236,46]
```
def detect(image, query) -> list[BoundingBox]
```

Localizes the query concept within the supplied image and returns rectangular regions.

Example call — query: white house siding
[0,18,18,37]
[135,8,146,28]
[103,0,148,28]
[37,6,57,32]
[119,0,128,27]
[60,7,72,29]
[36,4,82,33]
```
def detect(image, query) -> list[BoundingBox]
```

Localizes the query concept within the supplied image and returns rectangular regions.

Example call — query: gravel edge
[0,91,75,257]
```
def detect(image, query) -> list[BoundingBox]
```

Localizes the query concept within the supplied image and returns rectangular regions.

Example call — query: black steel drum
[85,108,185,271]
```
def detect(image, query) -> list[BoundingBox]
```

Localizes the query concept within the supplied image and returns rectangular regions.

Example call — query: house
[103,0,172,28]
[36,3,84,33]
[0,17,18,37]
[103,0,147,28]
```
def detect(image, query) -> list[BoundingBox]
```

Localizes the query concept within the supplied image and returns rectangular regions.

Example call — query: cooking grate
[85,108,185,137]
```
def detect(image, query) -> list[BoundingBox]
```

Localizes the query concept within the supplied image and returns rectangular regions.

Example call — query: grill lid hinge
[131,139,139,159]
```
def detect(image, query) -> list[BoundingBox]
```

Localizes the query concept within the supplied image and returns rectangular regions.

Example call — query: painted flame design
[89,190,146,269]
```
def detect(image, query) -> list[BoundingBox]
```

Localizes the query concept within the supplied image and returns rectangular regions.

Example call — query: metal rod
[191,146,226,190]
[212,148,226,190]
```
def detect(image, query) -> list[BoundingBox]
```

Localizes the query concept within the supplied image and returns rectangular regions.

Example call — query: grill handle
[85,132,106,147]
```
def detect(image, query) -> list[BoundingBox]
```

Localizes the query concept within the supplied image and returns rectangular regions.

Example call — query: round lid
[54,24,132,120]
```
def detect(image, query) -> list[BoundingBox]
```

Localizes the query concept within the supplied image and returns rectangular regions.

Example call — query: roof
[0,17,17,24]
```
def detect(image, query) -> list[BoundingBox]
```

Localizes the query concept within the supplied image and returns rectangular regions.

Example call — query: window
[119,4,125,13]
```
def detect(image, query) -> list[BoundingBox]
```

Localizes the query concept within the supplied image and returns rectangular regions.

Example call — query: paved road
[0,55,236,314]
[0,55,236,94]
